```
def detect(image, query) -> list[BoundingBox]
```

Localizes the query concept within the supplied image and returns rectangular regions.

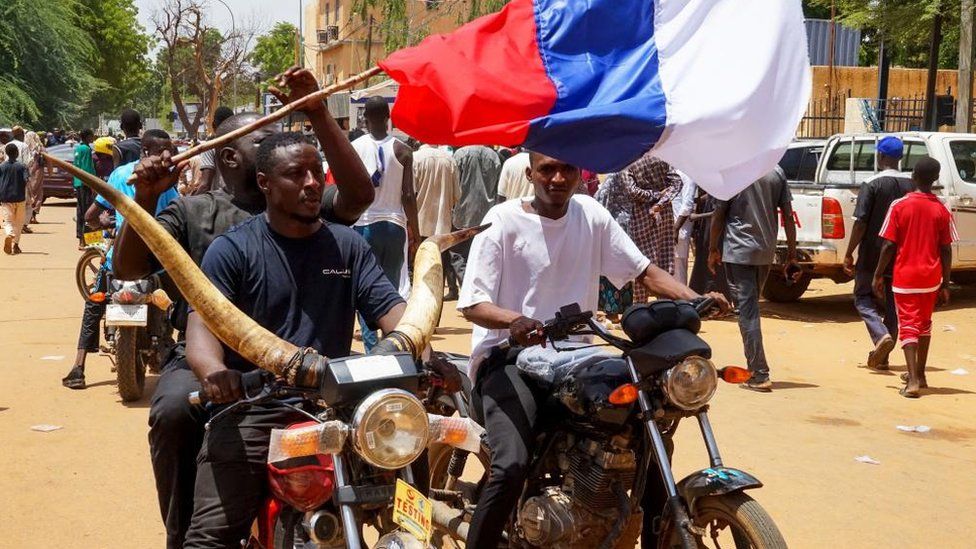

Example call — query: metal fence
[798,94,931,138]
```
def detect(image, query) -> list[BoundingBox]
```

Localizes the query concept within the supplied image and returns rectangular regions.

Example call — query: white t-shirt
[497,152,532,200]
[457,195,650,377]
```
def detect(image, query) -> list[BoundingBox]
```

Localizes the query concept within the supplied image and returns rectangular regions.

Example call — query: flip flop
[901,373,909,383]
[899,386,921,399]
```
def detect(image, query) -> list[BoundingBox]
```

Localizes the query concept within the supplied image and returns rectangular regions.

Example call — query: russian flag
[379,0,811,200]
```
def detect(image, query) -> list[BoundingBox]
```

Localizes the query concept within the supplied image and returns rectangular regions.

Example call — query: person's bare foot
[900,385,921,398]
[900,372,929,388]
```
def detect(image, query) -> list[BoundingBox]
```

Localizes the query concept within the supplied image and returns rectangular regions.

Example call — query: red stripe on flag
[379,0,557,146]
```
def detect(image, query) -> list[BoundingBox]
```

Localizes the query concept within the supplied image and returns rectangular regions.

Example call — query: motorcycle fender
[676,467,763,511]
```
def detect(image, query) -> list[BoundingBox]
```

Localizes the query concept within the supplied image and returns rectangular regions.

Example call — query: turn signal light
[89,292,106,303]
[609,383,639,405]
[719,366,752,384]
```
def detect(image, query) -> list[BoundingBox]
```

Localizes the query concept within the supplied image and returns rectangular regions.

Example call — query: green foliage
[250,22,299,88]
[352,0,511,54]
[807,0,962,69]
[76,0,153,124]
[0,0,97,127]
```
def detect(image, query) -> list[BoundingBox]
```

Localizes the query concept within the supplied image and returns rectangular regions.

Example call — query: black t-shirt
[0,160,29,202]
[853,171,914,272]
[197,215,404,372]
[115,137,142,166]
[155,186,344,333]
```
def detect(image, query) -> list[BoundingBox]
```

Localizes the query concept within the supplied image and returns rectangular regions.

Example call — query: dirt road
[1,201,974,547]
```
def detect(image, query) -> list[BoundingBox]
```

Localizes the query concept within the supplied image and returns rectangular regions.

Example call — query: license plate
[83,231,104,246]
[392,479,432,543]
[106,304,147,327]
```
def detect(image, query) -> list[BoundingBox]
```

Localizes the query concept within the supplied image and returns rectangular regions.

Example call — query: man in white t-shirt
[457,151,728,549]
[495,149,531,202]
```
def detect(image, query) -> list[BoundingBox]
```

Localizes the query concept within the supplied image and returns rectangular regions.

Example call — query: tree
[0,0,96,127]
[352,0,511,54]
[154,0,254,137]
[75,0,153,125]
[808,0,961,69]
[251,22,299,89]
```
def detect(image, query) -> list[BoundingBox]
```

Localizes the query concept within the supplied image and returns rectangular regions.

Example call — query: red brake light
[719,366,752,384]
[267,422,335,511]
[821,197,846,239]
[609,383,639,406]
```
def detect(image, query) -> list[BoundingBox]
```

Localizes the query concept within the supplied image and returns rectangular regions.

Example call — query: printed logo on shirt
[322,268,352,278]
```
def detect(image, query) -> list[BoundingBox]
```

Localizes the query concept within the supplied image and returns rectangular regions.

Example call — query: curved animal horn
[371,225,489,359]
[44,154,326,387]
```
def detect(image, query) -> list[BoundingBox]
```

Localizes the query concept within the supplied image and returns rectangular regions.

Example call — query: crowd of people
[17,65,953,547]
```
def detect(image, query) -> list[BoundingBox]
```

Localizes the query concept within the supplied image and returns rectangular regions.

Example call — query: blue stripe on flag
[524,0,667,173]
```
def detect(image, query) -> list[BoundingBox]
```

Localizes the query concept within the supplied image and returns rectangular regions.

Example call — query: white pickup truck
[766,132,976,302]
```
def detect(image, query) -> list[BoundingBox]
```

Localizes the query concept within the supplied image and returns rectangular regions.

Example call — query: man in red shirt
[873,157,957,398]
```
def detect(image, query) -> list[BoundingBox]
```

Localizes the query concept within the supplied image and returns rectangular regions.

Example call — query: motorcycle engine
[518,437,637,547]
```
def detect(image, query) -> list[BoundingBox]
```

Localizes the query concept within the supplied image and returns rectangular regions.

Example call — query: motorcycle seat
[621,300,701,345]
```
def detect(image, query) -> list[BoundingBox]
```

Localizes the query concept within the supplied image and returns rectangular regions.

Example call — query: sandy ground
[1,201,975,548]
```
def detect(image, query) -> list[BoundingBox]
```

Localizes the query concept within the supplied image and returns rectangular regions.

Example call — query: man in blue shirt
[63,129,180,390]
[181,132,407,547]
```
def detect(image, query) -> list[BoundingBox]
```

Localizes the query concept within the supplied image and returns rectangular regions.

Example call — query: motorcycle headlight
[662,356,718,411]
[351,389,429,469]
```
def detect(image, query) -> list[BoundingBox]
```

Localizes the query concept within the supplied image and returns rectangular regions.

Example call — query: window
[796,147,821,181]
[949,140,976,183]
[325,3,330,25]
[900,141,929,172]
[778,148,802,181]
[826,140,876,171]
[425,0,442,8]
[335,2,340,24]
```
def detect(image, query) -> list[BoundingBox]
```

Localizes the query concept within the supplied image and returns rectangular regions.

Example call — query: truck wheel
[762,272,812,302]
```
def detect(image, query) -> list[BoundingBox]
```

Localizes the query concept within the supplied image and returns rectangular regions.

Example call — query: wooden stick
[127,65,383,183]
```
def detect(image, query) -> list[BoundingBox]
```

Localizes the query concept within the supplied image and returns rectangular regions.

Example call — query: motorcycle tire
[75,248,106,302]
[659,492,787,549]
[116,327,146,402]
[427,442,492,548]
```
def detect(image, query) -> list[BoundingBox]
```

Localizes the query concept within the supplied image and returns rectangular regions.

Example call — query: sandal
[899,386,921,399]
[61,366,86,390]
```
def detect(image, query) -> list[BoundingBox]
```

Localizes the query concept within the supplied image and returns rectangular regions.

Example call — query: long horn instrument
[125,66,383,184]
[371,225,489,359]
[45,154,327,387]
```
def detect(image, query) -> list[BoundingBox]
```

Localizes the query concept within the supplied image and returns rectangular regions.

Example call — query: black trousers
[449,225,474,284]
[75,186,93,240]
[468,352,668,548]
[148,355,206,549]
[183,401,307,548]
[76,274,107,352]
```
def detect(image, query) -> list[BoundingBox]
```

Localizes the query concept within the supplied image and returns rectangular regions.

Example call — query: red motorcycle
[190,355,482,549]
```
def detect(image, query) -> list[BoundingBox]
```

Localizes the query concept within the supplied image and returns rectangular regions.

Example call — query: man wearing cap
[844,136,915,369]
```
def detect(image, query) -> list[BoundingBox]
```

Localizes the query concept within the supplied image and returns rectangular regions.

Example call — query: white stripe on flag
[650,0,811,200]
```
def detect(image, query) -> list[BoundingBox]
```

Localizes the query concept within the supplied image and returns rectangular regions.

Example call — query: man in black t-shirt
[844,136,914,370]
[113,68,374,549]
[181,132,405,547]
[113,108,143,168]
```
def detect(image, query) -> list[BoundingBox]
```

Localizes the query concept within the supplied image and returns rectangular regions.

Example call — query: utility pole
[958,0,976,132]
[364,15,375,89]
[924,8,944,130]
[298,0,305,67]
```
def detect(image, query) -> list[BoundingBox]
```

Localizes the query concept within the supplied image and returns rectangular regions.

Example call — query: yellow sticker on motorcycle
[83,231,104,246]
[392,479,432,543]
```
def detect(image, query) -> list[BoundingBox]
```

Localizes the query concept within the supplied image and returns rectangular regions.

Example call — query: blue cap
[877,136,903,159]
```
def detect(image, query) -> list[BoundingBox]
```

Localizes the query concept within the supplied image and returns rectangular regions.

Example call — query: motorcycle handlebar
[187,369,273,406]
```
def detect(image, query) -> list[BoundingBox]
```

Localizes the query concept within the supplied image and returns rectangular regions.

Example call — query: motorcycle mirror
[609,383,639,406]
[719,366,751,384]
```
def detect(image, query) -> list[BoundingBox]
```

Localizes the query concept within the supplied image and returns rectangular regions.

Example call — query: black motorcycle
[190,353,483,549]
[429,299,786,549]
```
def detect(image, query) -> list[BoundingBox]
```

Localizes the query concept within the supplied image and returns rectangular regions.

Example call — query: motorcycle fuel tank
[320,353,420,406]
[554,355,634,429]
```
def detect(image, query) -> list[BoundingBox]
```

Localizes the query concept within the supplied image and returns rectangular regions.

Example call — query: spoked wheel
[660,493,787,549]
[75,248,106,301]
[428,442,492,548]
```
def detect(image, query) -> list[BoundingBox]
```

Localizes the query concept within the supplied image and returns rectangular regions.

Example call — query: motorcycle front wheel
[660,492,786,549]
[75,247,106,302]
[115,327,146,402]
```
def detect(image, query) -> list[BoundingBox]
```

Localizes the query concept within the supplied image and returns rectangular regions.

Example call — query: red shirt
[879,192,958,293]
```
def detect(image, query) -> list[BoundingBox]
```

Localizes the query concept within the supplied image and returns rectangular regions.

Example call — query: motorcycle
[429,298,787,549]
[189,353,484,549]
[95,274,175,401]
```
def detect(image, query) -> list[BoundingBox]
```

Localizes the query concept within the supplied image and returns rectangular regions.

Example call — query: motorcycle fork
[626,358,699,549]
[444,393,471,491]
[331,452,363,549]
[697,411,724,468]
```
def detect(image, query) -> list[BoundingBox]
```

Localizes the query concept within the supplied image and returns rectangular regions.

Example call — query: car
[778,139,825,183]
[42,143,77,202]
[768,132,976,302]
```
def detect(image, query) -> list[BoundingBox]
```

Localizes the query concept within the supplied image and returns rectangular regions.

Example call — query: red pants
[894,291,938,345]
